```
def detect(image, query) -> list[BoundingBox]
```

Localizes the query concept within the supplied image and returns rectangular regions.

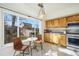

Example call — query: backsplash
[44,28,66,34]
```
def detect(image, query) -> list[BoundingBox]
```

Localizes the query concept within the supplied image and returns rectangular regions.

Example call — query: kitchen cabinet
[59,34,66,47]
[49,20,52,28]
[52,33,60,44]
[46,20,54,28]
[44,33,50,42]
[51,20,54,27]
[46,18,66,28]
[59,18,67,27]
[67,15,79,23]
[46,21,49,28]
[44,33,67,47]
[50,33,53,43]
[53,19,59,27]
[44,33,60,44]
[45,14,79,28]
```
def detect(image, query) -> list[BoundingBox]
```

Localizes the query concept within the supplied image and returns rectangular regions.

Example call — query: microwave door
[67,29,79,34]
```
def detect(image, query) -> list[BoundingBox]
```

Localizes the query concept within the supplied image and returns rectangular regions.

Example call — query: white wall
[0,8,4,47]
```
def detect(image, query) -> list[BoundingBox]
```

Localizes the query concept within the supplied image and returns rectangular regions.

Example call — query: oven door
[67,37,79,49]
[68,38,79,46]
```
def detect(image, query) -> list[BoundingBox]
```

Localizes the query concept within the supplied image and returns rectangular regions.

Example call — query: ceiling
[0,3,79,20]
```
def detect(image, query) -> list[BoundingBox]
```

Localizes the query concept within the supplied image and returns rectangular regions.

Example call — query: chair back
[36,35,42,41]
[13,37,23,50]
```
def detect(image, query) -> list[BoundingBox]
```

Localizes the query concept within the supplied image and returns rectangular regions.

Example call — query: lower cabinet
[44,33,67,47]
[59,34,67,47]
[50,33,53,43]
[44,33,50,42]
[50,33,60,44]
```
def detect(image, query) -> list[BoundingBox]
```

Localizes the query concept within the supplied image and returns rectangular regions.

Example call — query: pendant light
[37,3,47,20]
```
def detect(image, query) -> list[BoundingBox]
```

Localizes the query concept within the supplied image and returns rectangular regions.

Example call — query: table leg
[29,41,32,56]
[41,42,43,50]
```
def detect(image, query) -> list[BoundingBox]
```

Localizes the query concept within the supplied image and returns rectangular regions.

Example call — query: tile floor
[27,42,79,56]
[0,42,79,56]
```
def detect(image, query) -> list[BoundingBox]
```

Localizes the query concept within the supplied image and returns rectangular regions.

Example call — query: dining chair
[13,37,30,56]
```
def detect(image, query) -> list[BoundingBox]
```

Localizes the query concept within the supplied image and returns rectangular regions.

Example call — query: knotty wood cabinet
[44,33,67,47]
[59,34,66,47]
[59,18,67,27]
[67,15,79,23]
[46,20,54,28]
[45,14,79,28]
[44,33,50,42]
[53,19,59,27]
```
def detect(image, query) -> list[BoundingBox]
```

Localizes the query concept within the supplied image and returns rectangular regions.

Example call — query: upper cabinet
[59,18,67,27]
[45,14,79,28]
[46,18,66,28]
[46,20,54,28]
[67,15,79,23]
[53,19,59,27]
[46,21,48,28]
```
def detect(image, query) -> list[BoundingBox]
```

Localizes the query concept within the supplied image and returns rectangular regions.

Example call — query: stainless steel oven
[67,22,79,51]
[67,34,79,48]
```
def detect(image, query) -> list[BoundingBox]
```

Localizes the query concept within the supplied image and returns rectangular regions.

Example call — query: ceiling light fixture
[37,3,47,20]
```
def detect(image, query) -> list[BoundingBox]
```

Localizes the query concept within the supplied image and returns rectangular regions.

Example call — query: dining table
[23,37,37,56]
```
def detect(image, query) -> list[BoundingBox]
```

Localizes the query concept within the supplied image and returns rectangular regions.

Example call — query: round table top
[23,37,37,42]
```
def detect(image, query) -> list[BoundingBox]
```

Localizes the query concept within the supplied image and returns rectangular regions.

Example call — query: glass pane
[19,17,41,40]
[4,13,17,44]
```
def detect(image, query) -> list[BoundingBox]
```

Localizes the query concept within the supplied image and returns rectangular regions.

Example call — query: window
[4,13,17,44]
[19,17,41,39]
[4,13,42,44]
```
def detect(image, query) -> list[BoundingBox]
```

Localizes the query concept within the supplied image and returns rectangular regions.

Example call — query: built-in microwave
[67,22,79,34]
[67,22,79,27]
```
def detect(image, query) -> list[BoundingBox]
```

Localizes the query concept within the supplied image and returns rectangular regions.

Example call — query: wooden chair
[34,35,43,50]
[13,37,30,56]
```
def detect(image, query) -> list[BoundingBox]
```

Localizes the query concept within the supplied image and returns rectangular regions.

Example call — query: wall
[0,8,4,47]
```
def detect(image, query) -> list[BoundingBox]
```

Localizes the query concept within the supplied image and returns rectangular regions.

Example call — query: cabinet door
[44,33,50,42]
[67,16,76,22]
[67,15,79,23]
[52,34,60,44]
[50,33,53,43]
[45,21,48,28]
[49,20,52,28]
[46,20,54,28]
[46,21,50,28]
[51,20,54,27]
[59,18,67,27]
[59,35,66,47]
[74,15,79,22]
[53,19,59,27]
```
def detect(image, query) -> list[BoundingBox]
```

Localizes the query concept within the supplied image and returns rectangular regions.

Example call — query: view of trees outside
[4,13,17,44]
[4,13,41,44]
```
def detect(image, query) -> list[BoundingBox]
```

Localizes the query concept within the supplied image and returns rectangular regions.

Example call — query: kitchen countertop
[44,28,66,35]
[44,32,66,35]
